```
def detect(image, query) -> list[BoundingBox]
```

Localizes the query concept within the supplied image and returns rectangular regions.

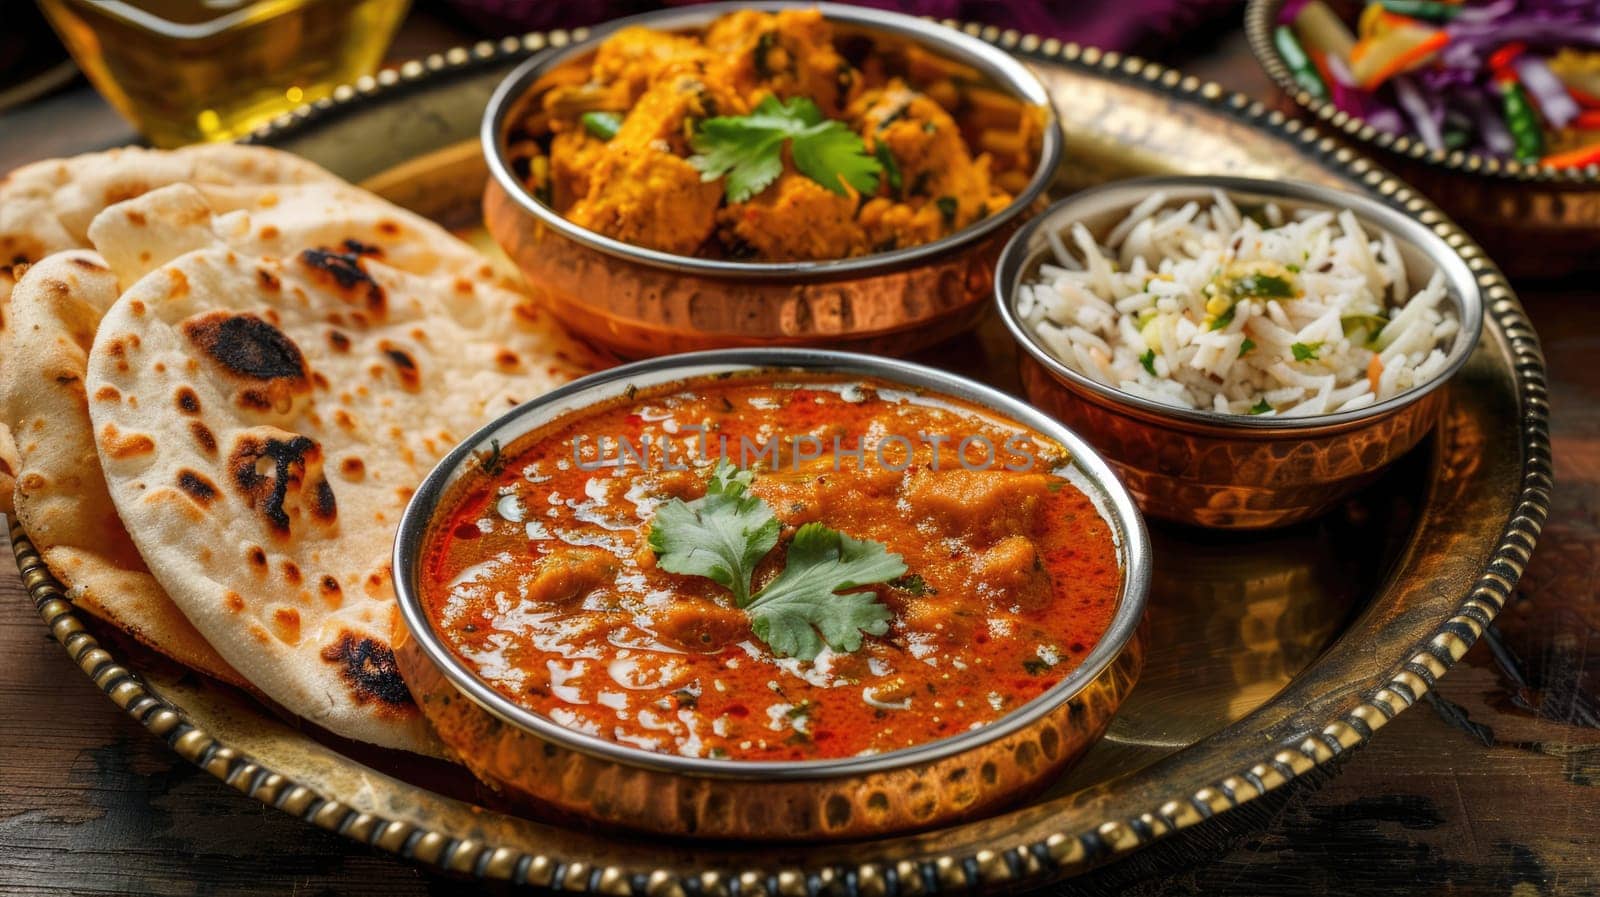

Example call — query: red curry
[421,373,1121,762]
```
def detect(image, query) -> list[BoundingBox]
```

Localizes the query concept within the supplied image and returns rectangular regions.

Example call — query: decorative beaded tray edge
[12,20,1552,895]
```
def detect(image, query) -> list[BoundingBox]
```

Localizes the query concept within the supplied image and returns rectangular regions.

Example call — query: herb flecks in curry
[421,374,1120,762]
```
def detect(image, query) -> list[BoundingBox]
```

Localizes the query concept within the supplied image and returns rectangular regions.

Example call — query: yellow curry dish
[503,8,1047,262]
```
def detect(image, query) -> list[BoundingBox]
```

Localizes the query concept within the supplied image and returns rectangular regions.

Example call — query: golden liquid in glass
[39,0,410,147]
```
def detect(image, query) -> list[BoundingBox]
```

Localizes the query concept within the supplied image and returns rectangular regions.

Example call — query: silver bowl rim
[994,174,1486,433]
[392,348,1151,781]
[480,1,1064,280]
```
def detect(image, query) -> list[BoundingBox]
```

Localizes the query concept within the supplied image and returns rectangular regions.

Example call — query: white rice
[1019,190,1460,417]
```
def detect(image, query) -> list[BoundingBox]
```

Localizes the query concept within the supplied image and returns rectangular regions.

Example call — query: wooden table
[1,13,1595,897]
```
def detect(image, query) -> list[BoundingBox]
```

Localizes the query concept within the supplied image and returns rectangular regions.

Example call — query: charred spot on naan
[181,311,312,413]
[69,256,110,274]
[175,386,202,414]
[299,242,385,312]
[321,632,414,710]
[190,420,219,456]
[1,234,45,271]
[227,428,338,536]
[377,340,421,391]
[176,468,220,506]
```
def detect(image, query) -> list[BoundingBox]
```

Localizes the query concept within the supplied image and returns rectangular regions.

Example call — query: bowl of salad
[1247,0,1600,276]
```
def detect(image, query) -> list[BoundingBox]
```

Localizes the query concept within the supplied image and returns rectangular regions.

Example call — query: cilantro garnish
[475,438,506,477]
[1238,337,1256,358]
[580,111,622,141]
[649,462,904,660]
[1248,398,1274,415]
[648,461,777,605]
[688,96,881,203]
[1207,304,1236,331]
[874,142,902,197]
[889,573,935,596]
[1228,272,1296,299]
[935,196,959,226]
[1291,341,1321,362]
[1139,349,1158,375]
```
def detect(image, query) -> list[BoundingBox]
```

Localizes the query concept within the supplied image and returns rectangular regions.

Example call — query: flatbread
[3,251,243,685]
[0,144,343,515]
[2,179,452,687]
[85,193,597,752]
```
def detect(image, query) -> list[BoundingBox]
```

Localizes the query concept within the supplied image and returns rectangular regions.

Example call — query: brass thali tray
[11,22,1549,893]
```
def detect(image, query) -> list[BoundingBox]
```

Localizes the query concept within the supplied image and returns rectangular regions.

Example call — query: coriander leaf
[1207,303,1236,331]
[1139,349,1158,375]
[889,573,935,596]
[475,438,505,477]
[1291,341,1321,362]
[1248,398,1274,415]
[580,111,623,141]
[688,115,788,203]
[791,121,880,196]
[1238,337,1256,358]
[745,522,904,660]
[647,460,779,605]
[688,95,880,202]
[1229,272,1296,299]
[874,141,901,197]
[935,196,958,226]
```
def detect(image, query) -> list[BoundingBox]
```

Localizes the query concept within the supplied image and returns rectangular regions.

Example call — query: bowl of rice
[995,175,1483,529]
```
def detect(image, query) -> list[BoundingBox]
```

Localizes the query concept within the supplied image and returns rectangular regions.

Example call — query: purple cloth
[442,0,1239,52]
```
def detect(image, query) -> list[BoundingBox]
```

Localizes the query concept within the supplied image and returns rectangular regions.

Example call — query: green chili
[1498,79,1545,163]
[580,111,623,141]
[1274,26,1329,101]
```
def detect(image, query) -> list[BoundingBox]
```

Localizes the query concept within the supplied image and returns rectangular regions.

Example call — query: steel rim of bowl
[1245,0,1600,184]
[479,1,1065,279]
[393,347,1151,781]
[994,174,1486,434]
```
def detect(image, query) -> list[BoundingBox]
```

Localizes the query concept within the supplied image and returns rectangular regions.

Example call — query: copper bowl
[392,349,1148,840]
[481,2,1062,359]
[996,176,1484,530]
[1245,0,1600,278]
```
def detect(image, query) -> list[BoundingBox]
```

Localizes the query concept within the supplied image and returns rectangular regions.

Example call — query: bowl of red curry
[392,349,1148,840]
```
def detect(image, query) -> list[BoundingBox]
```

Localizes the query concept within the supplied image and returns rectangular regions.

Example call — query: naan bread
[0,144,343,515]
[85,196,596,752]
[3,252,243,685]
[2,179,453,686]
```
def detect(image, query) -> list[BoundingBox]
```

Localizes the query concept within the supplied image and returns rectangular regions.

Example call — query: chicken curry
[419,372,1122,762]
[503,8,1044,261]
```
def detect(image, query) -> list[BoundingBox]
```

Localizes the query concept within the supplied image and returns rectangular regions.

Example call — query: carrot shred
[1360,30,1450,89]
[1310,49,1337,90]
[1367,355,1384,395]
[1541,141,1600,168]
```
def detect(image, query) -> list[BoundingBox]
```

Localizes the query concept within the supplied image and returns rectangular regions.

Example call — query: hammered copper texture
[484,179,1008,359]
[1019,356,1448,528]
[397,628,1142,841]
[3,19,1550,896]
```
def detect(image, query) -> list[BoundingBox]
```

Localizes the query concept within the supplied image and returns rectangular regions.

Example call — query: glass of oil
[38,0,411,147]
